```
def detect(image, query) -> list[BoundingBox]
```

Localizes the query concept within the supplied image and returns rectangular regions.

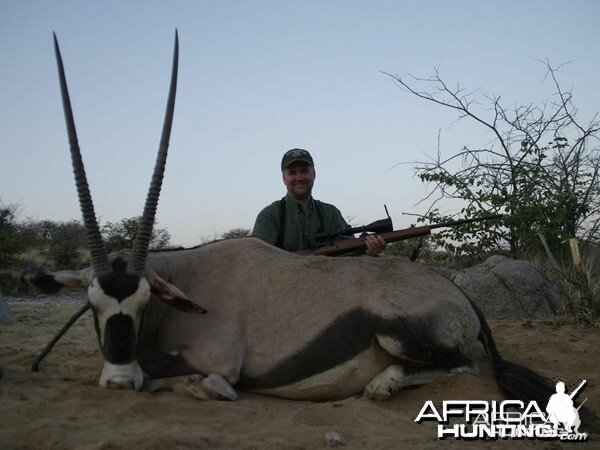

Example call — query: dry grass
[528,242,600,327]
[15,247,54,268]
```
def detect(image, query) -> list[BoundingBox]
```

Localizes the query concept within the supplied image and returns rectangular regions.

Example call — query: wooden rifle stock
[295,214,503,257]
[295,225,432,256]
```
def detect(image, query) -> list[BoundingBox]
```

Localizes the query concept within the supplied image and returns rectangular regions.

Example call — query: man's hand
[364,235,386,256]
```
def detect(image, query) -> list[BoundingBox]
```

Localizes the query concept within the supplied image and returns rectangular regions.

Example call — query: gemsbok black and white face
[89,263,151,389]
[44,31,205,390]
[26,250,205,390]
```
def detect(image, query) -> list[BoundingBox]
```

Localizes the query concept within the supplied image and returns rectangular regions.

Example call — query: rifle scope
[315,217,393,242]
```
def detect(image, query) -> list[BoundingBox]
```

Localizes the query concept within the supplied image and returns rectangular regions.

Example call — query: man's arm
[252,206,279,246]
[328,205,350,236]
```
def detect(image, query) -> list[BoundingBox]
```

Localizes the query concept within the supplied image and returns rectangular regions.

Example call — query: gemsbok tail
[470,299,554,405]
[471,299,600,433]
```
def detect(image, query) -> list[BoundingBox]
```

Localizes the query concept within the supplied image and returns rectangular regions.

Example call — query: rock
[0,286,17,324]
[324,432,347,447]
[443,255,561,318]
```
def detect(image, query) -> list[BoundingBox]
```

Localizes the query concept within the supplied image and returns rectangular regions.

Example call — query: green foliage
[382,236,435,261]
[389,64,600,259]
[102,216,171,252]
[0,202,25,269]
[17,219,88,269]
[0,210,174,293]
[2,212,171,269]
[417,136,598,258]
[0,207,89,291]
[47,221,87,269]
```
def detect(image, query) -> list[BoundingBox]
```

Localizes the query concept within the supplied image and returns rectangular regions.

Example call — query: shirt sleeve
[326,204,370,255]
[331,206,349,235]
[252,206,279,246]
[326,205,353,240]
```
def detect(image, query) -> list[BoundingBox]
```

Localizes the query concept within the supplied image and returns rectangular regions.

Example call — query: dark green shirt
[252,195,349,252]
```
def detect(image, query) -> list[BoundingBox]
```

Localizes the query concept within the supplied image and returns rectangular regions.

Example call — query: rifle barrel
[295,214,503,257]
[429,214,504,230]
[296,226,432,256]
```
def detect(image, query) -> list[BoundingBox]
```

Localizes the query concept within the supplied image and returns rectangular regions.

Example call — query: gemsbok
[25,32,555,405]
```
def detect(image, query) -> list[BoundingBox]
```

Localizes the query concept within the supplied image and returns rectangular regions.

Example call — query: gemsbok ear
[146,271,207,314]
[22,267,93,294]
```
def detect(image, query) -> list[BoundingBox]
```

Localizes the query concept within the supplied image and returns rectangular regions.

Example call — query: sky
[2,1,599,246]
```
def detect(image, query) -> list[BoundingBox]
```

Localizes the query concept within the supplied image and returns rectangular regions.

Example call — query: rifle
[295,214,503,257]
[314,217,393,242]
[314,205,394,242]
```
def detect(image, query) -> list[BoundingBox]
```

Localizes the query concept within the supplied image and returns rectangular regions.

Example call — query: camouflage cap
[281,148,314,171]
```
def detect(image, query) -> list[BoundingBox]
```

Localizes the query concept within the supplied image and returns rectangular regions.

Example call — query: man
[252,148,386,255]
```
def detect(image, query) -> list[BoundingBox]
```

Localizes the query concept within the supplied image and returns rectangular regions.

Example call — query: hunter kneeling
[252,148,387,255]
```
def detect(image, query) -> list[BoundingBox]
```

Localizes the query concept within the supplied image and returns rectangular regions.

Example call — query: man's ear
[22,267,93,294]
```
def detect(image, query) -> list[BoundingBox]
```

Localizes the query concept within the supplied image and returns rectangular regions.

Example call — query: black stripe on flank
[102,313,136,364]
[238,308,469,390]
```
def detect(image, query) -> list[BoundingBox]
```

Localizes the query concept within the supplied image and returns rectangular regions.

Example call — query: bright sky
[2,1,599,246]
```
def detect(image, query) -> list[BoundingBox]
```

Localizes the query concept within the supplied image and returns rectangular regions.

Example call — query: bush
[387,62,600,259]
[0,202,25,270]
[47,221,88,269]
[221,228,251,239]
[102,216,171,252]
[383,236,434,261]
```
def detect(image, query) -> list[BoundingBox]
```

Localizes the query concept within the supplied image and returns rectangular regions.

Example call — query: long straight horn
[129,30,179,275]
[53,33,111,276]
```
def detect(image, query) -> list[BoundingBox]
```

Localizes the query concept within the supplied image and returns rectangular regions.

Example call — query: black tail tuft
[490,358,554,406]
[442,276,600,433]
[479,309,600,435]
[436,280,600,433]
[467,295,555,406]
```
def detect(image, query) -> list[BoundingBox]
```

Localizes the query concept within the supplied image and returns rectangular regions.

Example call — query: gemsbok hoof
[201,374,238,401]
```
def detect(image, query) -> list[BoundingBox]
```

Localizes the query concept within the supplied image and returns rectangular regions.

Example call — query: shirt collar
[284,194,314,213]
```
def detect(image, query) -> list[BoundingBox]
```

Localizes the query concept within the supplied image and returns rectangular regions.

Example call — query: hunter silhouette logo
[546,380,586,434]
[415,379,589,441]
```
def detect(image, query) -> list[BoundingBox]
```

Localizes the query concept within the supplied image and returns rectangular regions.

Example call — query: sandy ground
[1,293,598,449]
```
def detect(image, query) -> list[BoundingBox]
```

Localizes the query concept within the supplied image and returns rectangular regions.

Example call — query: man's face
[283,162,315,200]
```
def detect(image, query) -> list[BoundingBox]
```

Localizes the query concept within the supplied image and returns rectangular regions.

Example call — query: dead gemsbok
[25,32,555,405]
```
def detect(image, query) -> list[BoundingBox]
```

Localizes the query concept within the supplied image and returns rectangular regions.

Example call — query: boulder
[440,255,561,318]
